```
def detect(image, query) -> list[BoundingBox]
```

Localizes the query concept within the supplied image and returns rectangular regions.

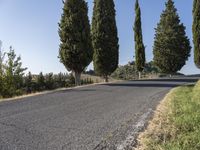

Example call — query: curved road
[0,77,198,150]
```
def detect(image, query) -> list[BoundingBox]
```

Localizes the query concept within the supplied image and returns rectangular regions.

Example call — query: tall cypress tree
[92,0,119,82]
[58,0,93,86]
[153,0,191,74]
[193,0,200,68]
[134,0,145,79]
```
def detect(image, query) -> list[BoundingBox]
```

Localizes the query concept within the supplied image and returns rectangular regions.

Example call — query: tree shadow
[133,78,199,83]
[104,78,198,88]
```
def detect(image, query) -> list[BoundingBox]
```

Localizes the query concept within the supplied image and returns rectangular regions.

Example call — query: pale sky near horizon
[0,0,199,75]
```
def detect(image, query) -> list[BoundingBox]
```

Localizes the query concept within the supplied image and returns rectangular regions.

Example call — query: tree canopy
[58,0,93,85]
[193,0,200,68]
[134,0,146,78]
[153,0,191,74]
[92,0,119,81]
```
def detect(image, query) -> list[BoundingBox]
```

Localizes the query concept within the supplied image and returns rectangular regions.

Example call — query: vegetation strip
[136,80,200,150]
[0,80,120,102]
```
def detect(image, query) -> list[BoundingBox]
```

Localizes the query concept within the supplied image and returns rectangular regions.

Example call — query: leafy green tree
[3,47,27,97]
[193,0,200,68]
[92,0,119,82]
[58,0,93,86]
[153,0,191,74]
[37,72,45,91]
[134,0,145,79]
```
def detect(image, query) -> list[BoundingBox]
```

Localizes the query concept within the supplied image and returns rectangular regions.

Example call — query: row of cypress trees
[135,0,200,75]
[58,0,119,85]
[59,0,200,85]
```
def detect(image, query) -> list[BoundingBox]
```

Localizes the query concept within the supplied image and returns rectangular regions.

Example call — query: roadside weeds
[135,80,200,150]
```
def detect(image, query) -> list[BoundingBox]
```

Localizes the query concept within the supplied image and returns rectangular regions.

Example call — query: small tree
[134,0,146,79]
[193,0,200,68]
[153,0,191,74]
[58,0,93,86]
[92,0,119,82]
[3,47,27,97]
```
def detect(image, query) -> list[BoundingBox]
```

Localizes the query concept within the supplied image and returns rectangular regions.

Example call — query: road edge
[0,80,122,103]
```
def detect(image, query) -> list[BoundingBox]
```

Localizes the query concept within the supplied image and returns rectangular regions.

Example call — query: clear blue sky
[0,0,198,75]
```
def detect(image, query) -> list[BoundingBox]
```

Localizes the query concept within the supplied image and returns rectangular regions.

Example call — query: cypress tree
[134,0,145,79]
[153,0,191,74]
[193,0,200,68]
[58,0,93,86]
[92,0,119,82]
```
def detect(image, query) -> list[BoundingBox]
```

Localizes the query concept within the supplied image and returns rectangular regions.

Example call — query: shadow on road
[104,83,179,88]
[104,78,198,88]
[133,78,199,83]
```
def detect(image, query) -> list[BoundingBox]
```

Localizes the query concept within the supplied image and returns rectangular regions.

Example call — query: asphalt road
[0,77,198,150]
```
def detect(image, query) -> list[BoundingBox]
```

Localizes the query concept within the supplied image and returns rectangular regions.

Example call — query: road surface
[0,78,198,150]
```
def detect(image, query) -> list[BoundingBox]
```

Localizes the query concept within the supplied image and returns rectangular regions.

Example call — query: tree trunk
[74,72,81,86]
[104,75,109,82]
[138,71,142,79]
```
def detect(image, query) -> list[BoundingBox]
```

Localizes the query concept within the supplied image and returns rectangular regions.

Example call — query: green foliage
[58,0,93,85]
[45,73,54,90]
[153,0,191,74]
[92,0,119,80]
[111,63,136,80]
[66,73,75,87]
[139,83,200,150]
[111,61,159,80]
[193,0,200,68]
[144,61,159,74]
[36,72,45,91]
[134,0,145,72]
[54,72,68,88]
[24,72,33,93]
[2,47,27,98]
[0,42,93,98]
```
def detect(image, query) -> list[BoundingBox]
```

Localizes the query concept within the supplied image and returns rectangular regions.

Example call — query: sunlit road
[0,77,198,150]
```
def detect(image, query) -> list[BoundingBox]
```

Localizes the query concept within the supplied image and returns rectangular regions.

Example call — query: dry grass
[135,89,176,150]
[81,74,117,83]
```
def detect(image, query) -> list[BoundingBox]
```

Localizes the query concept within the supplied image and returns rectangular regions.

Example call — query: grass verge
[136,80,200,150]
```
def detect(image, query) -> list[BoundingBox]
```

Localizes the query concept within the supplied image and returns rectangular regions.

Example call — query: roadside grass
[136,80,200,150]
